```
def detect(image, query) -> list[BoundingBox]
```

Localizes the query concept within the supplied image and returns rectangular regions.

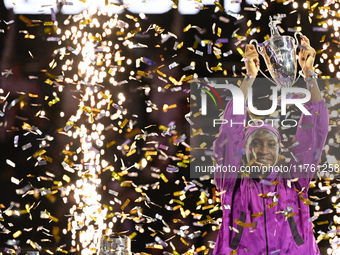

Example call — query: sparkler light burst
[53,8,145,254]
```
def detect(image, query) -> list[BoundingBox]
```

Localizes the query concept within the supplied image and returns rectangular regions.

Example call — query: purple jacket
[213,98,329,255]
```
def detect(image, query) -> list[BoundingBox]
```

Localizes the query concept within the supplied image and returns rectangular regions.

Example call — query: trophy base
[98,235,131,255]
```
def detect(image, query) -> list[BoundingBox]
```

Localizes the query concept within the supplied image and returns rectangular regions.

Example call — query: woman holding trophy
[212,31,329,254]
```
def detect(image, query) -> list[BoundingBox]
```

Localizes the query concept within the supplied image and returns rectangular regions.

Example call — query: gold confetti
[13,230,22,238]
[196,246,206,253]
[234,219,257,228]
[180,237,189,246]
[126,149,136,157]
[121,199,130,210]
[183,24,192,32]
[217,27,222,37]
[163,104,177,112]
[89,35,102,41]
[251,212,263,219]
[62,175,71,183]
[245,27,252,37]
[145,151,157,156]
[33,149,46,158]
[80,19,92,25]
[126,14,138,22]
[160,173,168,183]
[137,70,149,77]
[43,21,54,26]
[40,155,52,163]
[63,158,74,167]
[48,97,60,107]
[317,220,329,225]
[112,171,124,182]
[268,202,277,209]
[45,79,54,85]
[177,162,188,168]
[214,1,225,12]
[299,195,311,205]
[236,47,244,56]
[211,62,223,72]
[200,142,207,148]
[106,140,116,148]
[129,232,137,239]
[157,70,167,77]
[119,119,129,129]
[56,247,68,254]
[193,40,199,49]
[19,15,32,25]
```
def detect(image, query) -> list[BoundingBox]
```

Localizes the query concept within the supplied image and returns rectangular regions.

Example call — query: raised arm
[291,35,329,189]
[213,45,259,193]
[298,35,322,102]
[240,44,260,100]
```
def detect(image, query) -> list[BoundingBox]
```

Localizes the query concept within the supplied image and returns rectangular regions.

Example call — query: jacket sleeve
[213,98,247,194]
[291,99,329,190]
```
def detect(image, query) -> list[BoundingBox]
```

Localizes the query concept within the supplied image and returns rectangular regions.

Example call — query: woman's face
[245,129,280,168]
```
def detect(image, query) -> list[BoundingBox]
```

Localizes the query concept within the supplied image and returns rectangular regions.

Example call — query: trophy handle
[292,31,304,86]
[249,39,277,86]
[249,39,264,56]
[294,31,303,49]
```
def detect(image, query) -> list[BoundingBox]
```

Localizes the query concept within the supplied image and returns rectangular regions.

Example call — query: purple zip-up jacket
[213,98,329,255]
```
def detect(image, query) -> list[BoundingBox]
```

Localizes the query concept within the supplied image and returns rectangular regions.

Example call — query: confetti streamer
[0,2,339,254]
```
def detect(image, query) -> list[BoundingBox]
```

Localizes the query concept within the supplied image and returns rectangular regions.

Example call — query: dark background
[0,0,339,254]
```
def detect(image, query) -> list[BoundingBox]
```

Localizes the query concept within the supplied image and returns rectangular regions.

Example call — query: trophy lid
[269,16,280,37]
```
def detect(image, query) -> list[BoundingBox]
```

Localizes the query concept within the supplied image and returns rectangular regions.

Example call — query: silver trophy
[98,235,131,255]
[250,17,302,87]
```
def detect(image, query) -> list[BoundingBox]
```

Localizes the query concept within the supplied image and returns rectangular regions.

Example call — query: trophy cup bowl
[249,17,302,88]
[261,35,298,88]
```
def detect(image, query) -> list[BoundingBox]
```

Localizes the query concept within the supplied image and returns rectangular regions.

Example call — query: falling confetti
[1,0,340,254]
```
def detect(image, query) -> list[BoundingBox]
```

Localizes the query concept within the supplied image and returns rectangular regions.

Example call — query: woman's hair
[245,125,281,144]
[244,128,281,165]
[245,129,279,145]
